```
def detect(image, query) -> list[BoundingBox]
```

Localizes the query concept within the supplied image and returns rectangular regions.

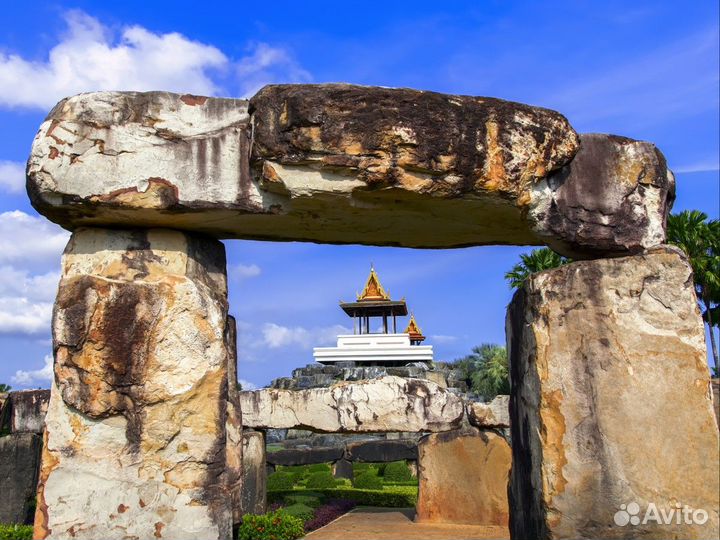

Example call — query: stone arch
[25,84,718,539]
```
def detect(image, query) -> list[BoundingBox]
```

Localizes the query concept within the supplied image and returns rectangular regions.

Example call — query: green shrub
[353,471,383,490]
[280,503,314,523]
[267,486,417,508]
[0,525,33,540]
[283,494,322,508]
[238,510,305,540]
[334,478,351,487]
[307,463,331,473]
[383,461,412,482]
[267,472,294,491]
[306,471,336,489]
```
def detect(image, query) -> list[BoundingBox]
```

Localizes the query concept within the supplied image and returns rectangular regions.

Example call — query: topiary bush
[267,472,294,491]
[266,486,417,508]
[383,461,412,482]
[281,503,314,523]
[353,471,383,490]
[237,510,305,540]
[307,463,331,474]
[305,471,337,489]
[0,525,33,540]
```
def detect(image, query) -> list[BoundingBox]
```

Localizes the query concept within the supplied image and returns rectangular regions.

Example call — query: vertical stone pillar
[35,228,235,540]
[240,431,266,516]
[416,428,511,525]
[508,246,720,539]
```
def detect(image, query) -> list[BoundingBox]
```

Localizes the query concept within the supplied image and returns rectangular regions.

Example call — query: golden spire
[404,313,423,336]
[357,265,391,301]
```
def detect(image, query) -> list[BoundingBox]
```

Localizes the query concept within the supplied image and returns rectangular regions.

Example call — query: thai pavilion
[312,267,434,366]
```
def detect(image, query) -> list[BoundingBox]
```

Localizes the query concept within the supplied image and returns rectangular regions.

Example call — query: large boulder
[467,395,510,429]
[345,439,418,462]
[508,245,720,539]
[0,433,43,524]
[0,389,50,433]
[27,85,672,257]
[239,376,464,432]
[416,428,511,525]
[35,228,236,540]
[240,431,266,516]
[530,133,674,258]
[266,447,344,466]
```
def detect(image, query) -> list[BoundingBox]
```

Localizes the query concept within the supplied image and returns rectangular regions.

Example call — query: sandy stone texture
[240,431,266,515]
[507,245,720,539]
[239,376,464,433]
[35,228,236,540]
[416,428,511,526]
[467,395,510,429]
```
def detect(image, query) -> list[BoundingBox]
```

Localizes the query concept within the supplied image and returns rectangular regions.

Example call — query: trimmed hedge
[0,525,35,540]
[237,510,304,540]
[353,471,383,490]
[383,461,412,482]
[283,494,322,508]
[267,472,294,491]
[307,463,331,473]
[281,503,314,523]
[306,471,337,489]
[268,487,417,508]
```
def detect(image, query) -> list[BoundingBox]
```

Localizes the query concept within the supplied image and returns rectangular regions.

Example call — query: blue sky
[0,1,717,389]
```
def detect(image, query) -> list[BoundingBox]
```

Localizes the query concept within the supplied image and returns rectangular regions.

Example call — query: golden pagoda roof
[404,313,425,340]
[357,266,391,301]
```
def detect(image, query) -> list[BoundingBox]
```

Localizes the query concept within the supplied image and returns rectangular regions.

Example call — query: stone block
[0,433,42,524]
[240,431,266,516]
[0,390,50,433]
[345,439,418,462]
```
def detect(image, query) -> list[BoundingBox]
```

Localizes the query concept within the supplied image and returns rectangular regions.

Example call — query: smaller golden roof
[404,313,425,341]
[357,266,391,301]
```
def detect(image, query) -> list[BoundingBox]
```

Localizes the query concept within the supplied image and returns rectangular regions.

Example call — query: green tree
[666,210,720,375]
[0,383,11,393]
[453,343,510,398]
[505,247,570,290]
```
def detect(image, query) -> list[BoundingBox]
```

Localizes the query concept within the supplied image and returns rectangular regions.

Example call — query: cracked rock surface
[507,245,720,539]
[36,228,236,540]
[239,376,464,432]
[27,85,674,256]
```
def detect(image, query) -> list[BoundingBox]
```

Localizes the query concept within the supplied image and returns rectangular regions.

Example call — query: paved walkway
[304,507,509,540]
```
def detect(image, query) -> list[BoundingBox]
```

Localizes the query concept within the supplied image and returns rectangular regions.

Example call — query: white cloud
[0,11,227,109]
[0,160,25,193]
[230,263,261,280]
[430,334,457,344]
[236,42,312,97]
[0,211,67,336]
[672,160,720,174]
[12,354,53,387]
[0,11,312,109]
[0,211,70,265]
[261,322,349,349]
[237,378,257,391]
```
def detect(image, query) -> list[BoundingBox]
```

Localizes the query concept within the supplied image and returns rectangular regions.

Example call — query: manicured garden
[0,524,33,540]
[239,460,418,539]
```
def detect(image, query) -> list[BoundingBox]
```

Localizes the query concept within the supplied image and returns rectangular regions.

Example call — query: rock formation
[467,395,510,429]
[240,431,266,516]
[507,246,720,539]
[36,228,236,540]
[0,389,50,434]
[239,376,464,432]
[27,86,672,257]
[416,428,511,525]
[0,433,43,524]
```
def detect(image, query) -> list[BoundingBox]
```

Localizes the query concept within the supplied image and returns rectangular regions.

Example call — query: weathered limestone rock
[28,85,674,257]
[0,433,43,524]
[240,376,464,432]
[467,395,510,429]
[345,439,418,462]
[36,228,235,540]
[712,378,719,429]
[224,315,243,525]
[266,447,344,467]
[530,133,675,258]
[240,431,266,516]
[0,389,50,433]
[508,245,720,539]
[416,428,511,525]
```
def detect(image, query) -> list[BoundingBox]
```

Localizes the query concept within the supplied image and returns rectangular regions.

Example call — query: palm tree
[453,343,510,398]
[0,383,11,393]
[667,210,720,375]
[505,247,570,290]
